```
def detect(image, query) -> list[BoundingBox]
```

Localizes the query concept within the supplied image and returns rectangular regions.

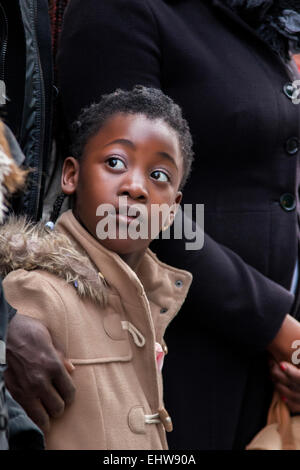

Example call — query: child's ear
[168,191,182,226]
[61,157,80,195]
[175,191,182,206]
[162,192,182,231]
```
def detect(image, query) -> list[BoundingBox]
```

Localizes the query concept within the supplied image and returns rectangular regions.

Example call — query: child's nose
[118,171,148,201]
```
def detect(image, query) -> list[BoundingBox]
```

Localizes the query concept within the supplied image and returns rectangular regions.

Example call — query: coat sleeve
[152,221,293,354]
[2,270,68,354]
[57,0,294,354]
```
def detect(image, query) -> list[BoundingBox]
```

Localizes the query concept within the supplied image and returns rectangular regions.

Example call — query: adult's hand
[267,314,300,364]
[5,313,76,432]
[269,359,300,413]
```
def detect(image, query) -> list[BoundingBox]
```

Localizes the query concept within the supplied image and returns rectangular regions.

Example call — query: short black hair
[70,85,194,189]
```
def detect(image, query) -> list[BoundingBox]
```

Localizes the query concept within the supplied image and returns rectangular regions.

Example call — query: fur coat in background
[220,0,300,61]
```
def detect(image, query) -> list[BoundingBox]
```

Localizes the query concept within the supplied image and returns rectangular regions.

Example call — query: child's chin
[98,238,149,255]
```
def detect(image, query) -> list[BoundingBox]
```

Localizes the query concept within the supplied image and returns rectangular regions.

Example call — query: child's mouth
[114,206,143,226]
[115,213,138,225]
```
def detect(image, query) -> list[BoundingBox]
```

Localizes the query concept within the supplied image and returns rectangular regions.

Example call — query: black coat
[58,0,300,449]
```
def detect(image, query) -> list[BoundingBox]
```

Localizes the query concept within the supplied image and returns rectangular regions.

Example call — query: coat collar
[56,211,193,320]
[0,210,192,318]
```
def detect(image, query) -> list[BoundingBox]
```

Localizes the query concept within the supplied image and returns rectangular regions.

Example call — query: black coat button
[286,137,300,155]
[280,193,296,211]
[53,85,59,99]
[283,82,296,100]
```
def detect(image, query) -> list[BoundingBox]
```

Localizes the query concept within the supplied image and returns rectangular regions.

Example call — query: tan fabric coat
[2,210,192,450]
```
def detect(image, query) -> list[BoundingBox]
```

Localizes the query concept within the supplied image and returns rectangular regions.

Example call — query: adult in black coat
[2,0,290,449]
[56,0,300,449]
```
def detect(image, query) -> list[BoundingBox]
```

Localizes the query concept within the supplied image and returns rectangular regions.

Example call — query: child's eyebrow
[157,152,178,171]
[104,138,135,149]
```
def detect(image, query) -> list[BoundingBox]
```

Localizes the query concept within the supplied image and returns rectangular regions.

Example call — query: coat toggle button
[158,407,173,432]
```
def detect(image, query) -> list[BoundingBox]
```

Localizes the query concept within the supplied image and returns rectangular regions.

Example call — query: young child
[1,86,193,450]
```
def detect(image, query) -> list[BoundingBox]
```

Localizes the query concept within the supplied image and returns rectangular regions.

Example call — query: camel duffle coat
[1,210,192,450]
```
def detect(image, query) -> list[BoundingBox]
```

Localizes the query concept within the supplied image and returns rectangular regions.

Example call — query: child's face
[62,113,184,256]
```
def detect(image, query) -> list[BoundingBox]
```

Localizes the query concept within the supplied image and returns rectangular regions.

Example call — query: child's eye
[151,170,170,182]
[106,157,126,170]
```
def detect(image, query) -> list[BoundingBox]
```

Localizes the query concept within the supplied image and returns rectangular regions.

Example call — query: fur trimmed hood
[0,217,107,305]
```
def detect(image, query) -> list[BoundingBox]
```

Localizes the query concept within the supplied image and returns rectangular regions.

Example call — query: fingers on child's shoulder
[270,363,290,386]
[275,382,300,408]
[281,362,300,379]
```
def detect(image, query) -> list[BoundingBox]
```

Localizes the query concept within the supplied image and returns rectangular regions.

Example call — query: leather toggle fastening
[158,407,173,432]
